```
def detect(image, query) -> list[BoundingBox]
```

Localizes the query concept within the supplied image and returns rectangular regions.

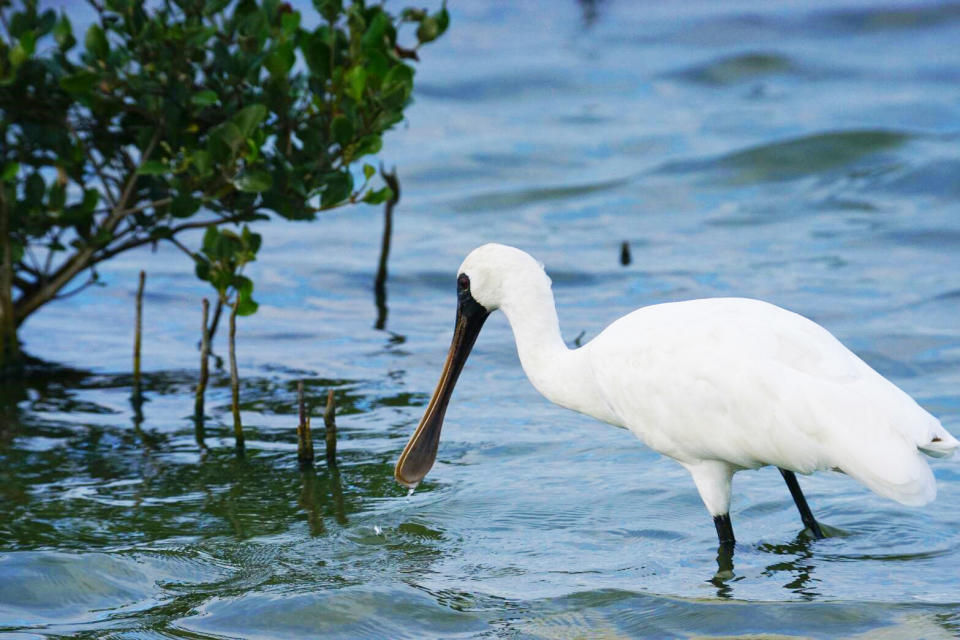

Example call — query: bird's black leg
[779,468,824,539]
[713,513,735,547]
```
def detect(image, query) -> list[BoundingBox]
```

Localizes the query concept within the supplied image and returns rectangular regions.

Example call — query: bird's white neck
[498,282,609,422]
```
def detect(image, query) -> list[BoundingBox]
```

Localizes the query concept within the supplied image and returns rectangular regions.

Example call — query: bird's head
[394,243,546,487]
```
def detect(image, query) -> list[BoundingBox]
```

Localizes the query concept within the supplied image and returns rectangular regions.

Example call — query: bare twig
[93,197,173,219]
[374,167,400,330]
[167,236,200,261]
[93,214,250,263]
[67,119,118,208]
[297,381,314,466]
[195,298,210,425]
[15,262,41,278]
[25,245,44,277]
[229,298,244,452]
[52,270,100,300]
[14,128,163,324]
[42,230,62,275]
[12,274,35,294]
[113,129,162,228]
[207,297,224,344]
[132,270,145,400]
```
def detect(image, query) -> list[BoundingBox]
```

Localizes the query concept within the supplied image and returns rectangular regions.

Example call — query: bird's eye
[457,274,469,290]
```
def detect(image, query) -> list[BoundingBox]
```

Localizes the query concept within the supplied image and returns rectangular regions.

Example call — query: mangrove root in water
[194,298,210,444]
[229,299,244,452]
[324,389,337,467]
[297,381,315,466]
[132,270,145,405]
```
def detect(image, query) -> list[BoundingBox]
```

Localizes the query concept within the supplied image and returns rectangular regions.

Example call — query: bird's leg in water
[712,540,736,591]
[713,513,735,546]
[779,468,825,539]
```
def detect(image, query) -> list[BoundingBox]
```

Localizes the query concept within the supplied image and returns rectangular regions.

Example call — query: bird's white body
[460,244,957,519]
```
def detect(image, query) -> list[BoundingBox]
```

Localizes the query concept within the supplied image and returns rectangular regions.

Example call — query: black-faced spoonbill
[395,244,958,546]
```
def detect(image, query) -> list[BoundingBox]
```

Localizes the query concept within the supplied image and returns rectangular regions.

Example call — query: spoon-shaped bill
[394,303,488,486]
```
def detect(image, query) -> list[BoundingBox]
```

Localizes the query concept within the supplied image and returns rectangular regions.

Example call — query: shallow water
[4,1,960,637]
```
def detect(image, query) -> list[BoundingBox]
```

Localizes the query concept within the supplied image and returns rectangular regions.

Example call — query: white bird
[395,244,958,546]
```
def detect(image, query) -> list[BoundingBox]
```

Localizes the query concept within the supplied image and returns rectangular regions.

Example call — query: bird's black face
[457,273,487,318]
[394,273,490,486]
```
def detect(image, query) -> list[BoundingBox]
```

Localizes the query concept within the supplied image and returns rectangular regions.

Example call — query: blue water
[4,1,960,637]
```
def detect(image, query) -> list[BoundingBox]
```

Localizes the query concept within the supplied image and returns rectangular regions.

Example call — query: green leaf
[194,256,211,281]
[383,63,414,90]
[353,134,382,158]
[236,298,258,316]
[9,239,24,264]
[0,162,18,182]
[344,66,366,102]
[235,277,258,316]
[362,11,391,49]
[18,31,36,57]
[59,71,97,94]
[416,17,440,44]
[49,183,66,210]
[191,90,218,106]
[435,4,450,37]
[302,30,331,77]
[363,163,375,181]
[313,0,342,23]
[241,225,261,254]
[138,160,167,175]
[320,170,353,208]
[9,43,29,68]
[37,9,57,35]
[211,269,231,294]
[81,188,100,213]
[232,104,268,137]
[363,50,389,87]
[192,149,212,175]
[362,186,393,205]
[331,114,353,147]
[245,138,260,164]
[265,43,295,78]
[85,24,109,59]
[281,11,301,35]
[233,168,273,193]
[208,121,244,161]
[53,15,76,50]
[203,0,231,16]
[201,227,219,256]
[171,194,199,218]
